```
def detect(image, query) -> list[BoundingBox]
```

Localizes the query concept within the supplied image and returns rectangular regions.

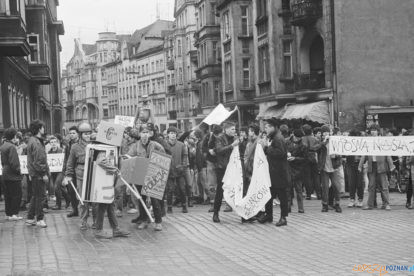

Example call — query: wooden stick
[69,180,84,205]
[118,175,154,223]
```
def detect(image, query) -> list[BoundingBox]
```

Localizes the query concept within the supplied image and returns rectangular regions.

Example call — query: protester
[63,126,80,217]
[0,127,23,220]
[346,130,364,208]
[301,124,321,200]
[48,136,69,210]
[26,120,49,228]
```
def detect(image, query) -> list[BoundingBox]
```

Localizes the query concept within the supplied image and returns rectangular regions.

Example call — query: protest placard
[202,104,238,126]
[0,153,64,175]
[142,151,171,200]
[114,115,135,127]
[119,157,149,186]
[329,136,414,156]
[96,120,125,147]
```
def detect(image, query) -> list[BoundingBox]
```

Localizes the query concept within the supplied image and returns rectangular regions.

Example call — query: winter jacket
[27,136,49,178]
[195,140,207,171]
[65,139,89,181]
[358,156,395,174]
[286,137,308,180]
[317,142,342,172]
[201,133,216,163]
[165,139,188,178]
[301,135,320,164]
[127,140,165,159]
[264,131,291,189]
[214,133,235,170]
[0,140,22,181]
[62,138,78,173]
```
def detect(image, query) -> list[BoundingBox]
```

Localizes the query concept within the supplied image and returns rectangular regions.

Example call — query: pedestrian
[212,121,239,223]
[201,125,219,212]
[63,126,80,217]
[25,120,49,228]
[193,129,208,204]
[346,130,364,208]
[126,123,165,231]
[0,127,23,221]
[258,118,290,227]
[64,123,97,230]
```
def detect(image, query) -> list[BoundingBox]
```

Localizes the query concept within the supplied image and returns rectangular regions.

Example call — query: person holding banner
[64,123,97,231]
[63,126,80,217]
[48,136,69,211]
[0,127,23,221]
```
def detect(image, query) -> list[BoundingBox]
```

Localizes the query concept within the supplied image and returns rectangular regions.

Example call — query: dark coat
[0,140,22,181]
[27,136,49,178]
[264,131,291,189]
[214,133,235,170]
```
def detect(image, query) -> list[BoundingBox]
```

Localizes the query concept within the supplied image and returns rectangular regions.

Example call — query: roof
[81,44,97,56]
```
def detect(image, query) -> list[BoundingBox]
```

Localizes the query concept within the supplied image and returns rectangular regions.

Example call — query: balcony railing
[168,110,177,120]
[291,0,322,26]
[294,72,325,90]
[29,63,52,84]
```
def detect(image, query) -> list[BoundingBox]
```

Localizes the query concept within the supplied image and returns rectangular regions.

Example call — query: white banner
[114,115,135,127]
[0,153,64,175]
[329,136,414,156]
[223,144,271,219]
[202,104,238,126]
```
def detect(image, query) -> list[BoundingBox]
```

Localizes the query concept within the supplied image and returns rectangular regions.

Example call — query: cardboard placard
[142,151,171,200]
[96,121,125,147]
[0,153,64,175]
[114,115,135,127]
[119,157,149,186]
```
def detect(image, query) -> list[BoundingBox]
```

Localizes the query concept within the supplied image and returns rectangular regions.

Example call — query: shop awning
[257,101,330,124]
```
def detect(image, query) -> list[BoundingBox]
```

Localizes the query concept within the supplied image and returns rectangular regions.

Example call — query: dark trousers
[265,187,289,218]
[167,176,187,207]
[213,168,226,213]
[95,202,118,230]
[136,185,162,224]
[67,178,79,213]
[4,180,22,216]
[303,162,321,197]
[27,177,46,221]
[407,169,413,204]
[53,173,70,208]
[346,163,364,200]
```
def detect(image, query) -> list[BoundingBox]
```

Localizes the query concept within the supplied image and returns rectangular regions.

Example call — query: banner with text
[0,153,64,175]
[329,136,414,156]
[114,115,135,127]
[142,151,171,200]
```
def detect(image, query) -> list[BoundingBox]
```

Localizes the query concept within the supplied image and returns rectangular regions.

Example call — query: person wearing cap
[285,129,308,213]
[64,122,97,231]
[164,126,189,214]
[126,124,165,231]
[212,121,239,223]
[258,118,290,227]
[318,124,343,213]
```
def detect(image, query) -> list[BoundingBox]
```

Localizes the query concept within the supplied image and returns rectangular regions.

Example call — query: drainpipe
[330,0,338,127]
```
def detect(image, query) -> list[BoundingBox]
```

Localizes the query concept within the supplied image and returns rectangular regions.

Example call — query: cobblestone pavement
[0,192,413,276]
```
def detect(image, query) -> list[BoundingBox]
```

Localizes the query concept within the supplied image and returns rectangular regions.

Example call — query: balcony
[167,59,174,70]
[195,64,221,80]
[0,0,30,56]
[190,80,200,91]
[29,63,52,84]
[168,110,177,120]
[291,0,322,26]
[167,84,176,94]
[189,50,197,64]
[294,72,325,90]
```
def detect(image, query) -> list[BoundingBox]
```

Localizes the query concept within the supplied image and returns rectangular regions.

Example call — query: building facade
[0,0,64,134]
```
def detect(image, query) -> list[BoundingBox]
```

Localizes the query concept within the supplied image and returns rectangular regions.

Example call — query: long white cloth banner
[328,136,414,156]
[0,153,64,175]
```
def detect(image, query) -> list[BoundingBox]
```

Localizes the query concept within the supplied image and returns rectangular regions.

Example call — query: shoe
[9,215,23,221]
[208,206,214,213]
[334,204,342,213]
[42,208,49,213]
[356,200,363,208]
[298,209,305,214]
[94,230,112,239]
[223,205,232,212]
[113,228,130,237]
[67,212,78,218]
[275,217,287,227]
[188,201,194,208]
[362,206,373,210]
[385,205,391,211]
[241,217,255,223]
[381,205,386,210]
[173,199,181,207]
[127,208,138,214]
[258,214,273,224]
[182,205,188,213]
[51,206,61,210]
[347,199,355,208]
[154,223,163,231]
[115,210,123,217]
[25,219,36,226]
[321,204,329,212]
[91,223,97,229]
[317,195,322,200]
[137,221,149,230]
[36,220,47,228]
[203,199,210,205]
[408,204,414,210]
[305,196,311,200]
[50,196,56,201]
[80,222,88,231]
[212,213,220,223]
[167,207,173,214]
[328,205,335,211]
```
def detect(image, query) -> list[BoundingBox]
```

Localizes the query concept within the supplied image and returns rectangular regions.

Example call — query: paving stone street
[0,192,413,276]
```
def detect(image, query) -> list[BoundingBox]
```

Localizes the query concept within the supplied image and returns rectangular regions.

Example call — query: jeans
[95,203,118,230]
[67,178,79,213]
[184,167,192,197]
[136,185,162,223]
[367,162,390,207]
[213,168,226,213]
[407,168,413,204]
[264,187,289,218]
[76,177,97,224]
[166,176,187,207]
[206,161,217,203]
[4,180,22,216]
[198,167,208,200]
[303,162,321,197]
[346,162,364,201]
[53,173,70,208]
[114,184,126,211]
[292,178,304,211]
[321,169,342,205]
[27,176,47,221]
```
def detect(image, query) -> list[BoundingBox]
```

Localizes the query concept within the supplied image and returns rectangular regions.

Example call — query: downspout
[330,0,338,127]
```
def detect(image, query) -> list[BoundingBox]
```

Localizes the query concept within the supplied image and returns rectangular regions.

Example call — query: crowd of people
[1,118,413,237]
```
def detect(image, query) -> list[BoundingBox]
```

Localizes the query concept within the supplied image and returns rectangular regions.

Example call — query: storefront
[366,105,414,131]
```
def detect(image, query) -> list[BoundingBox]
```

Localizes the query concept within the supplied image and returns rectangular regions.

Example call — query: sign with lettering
[329,136,414,156]
[96,120,125,147]
[114,115,135,127]
[141,151,171,200]
[0,153,64,175]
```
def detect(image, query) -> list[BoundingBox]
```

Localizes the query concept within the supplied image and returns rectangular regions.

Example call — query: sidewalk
[0,192,412,276]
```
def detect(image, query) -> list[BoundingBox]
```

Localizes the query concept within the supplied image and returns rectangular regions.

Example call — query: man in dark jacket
[26,120,49,228]
[0,127,23,220]
[302,124,322,200]
[63,126,79,217]
[48,136,69,210]
[212,121,239,223]
[259,118,290,227]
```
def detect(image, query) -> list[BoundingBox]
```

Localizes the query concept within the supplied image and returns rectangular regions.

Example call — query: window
[179,67,183,84]
[282,40,293,78]
[242,59,250,87]
[258,45,270,82]
[223,11,230,39]
[242,40,249,54]
[177,39,182,56]
[223,41,231,53]
[257,0,267,18]
[212,41,218,63]
[224,60,232,90]
[151,62,155,73]
[241,6,249,36]
[27,34,39,63]
[210,3,217,24]
[214,81,220,104]
[187,65,191,82]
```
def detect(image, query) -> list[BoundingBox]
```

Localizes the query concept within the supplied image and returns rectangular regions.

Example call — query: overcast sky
[58,0,175,68]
